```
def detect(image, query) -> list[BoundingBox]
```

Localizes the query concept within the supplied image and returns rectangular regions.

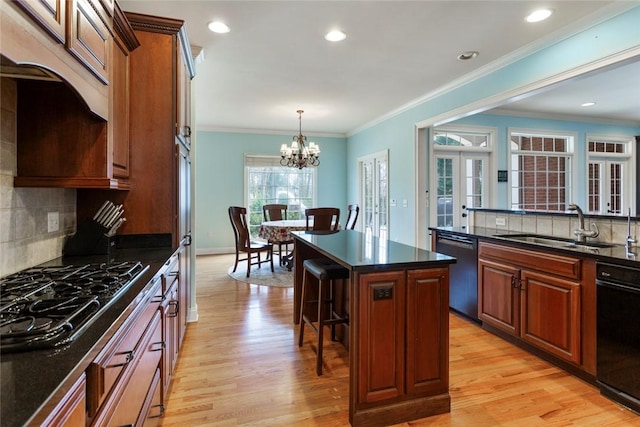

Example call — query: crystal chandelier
[280,110,320,169]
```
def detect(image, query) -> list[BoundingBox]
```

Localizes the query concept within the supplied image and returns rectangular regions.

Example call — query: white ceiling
[118,1,639,135]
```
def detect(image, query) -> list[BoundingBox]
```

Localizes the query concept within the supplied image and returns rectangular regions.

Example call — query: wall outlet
[390,199,397,207]
[402,199,408,208]
[495,217,506,226]
[47,211,59,232]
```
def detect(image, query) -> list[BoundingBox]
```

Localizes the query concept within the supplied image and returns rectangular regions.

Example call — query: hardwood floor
[159,254,639,426]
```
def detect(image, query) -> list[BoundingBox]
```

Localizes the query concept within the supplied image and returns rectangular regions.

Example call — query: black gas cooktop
[0,261,147,353]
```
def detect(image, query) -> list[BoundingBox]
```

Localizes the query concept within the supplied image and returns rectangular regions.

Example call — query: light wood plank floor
[159,254,640,426]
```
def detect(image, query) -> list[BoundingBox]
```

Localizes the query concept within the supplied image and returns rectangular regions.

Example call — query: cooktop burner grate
[0,261,147,353]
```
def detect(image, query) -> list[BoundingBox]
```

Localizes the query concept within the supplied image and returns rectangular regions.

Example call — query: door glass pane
[362,160,374,234]
[436,158,454,227]
[465,158,484,208]
[377,158,388,240]
[609,162,622,214]
[588,162,601,213]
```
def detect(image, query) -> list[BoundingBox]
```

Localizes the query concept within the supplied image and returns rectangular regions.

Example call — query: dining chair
[305,207,340,231]
[228,206,274,277]
[263,204,288,221]
[345,204,359,230]
[263,204,294,266]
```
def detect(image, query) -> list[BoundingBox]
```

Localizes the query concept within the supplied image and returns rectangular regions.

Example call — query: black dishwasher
[435,232,478,321]
[596,261,640,414]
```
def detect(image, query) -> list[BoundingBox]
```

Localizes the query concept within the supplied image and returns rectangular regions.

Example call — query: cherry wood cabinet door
[41,373,86,427]
[406,268,449,396]
[68,0,110,84]
[478,258,520,335]
[357,270,405,404]
[14,0,66,43]
[520,270,581,364]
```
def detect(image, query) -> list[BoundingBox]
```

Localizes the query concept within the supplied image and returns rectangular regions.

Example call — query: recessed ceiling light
[208,21,230,34]
[525,9,554,23]
[581,102,596,107]
[457,51,479,61]
[325,30,346,42]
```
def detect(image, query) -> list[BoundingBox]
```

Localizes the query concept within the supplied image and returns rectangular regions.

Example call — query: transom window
[509,130,574,212]
[434,129,490,148]
[245,155,316,236]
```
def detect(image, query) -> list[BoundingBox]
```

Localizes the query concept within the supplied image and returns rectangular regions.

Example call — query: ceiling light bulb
[325,30,346,42]
[526,9,553,23]
[208,21,230,33]
[581,102,596,107]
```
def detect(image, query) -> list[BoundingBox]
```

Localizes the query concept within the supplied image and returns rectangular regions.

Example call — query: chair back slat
[229,206,251,249]
[263,204,288,221]
[305,208,340,231]
[345,204,359,230]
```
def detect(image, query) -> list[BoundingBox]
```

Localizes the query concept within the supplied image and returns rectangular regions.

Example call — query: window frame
[244,155,318,236]
[586,134,634,215]
[507,127,576,212]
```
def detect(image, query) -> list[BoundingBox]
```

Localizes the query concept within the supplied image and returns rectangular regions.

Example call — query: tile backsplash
[1,78,75,277]
[472,209,639,246]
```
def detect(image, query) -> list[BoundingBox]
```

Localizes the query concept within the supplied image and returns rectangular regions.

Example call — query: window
[587,136,632,215]
[245,155,316,236]
[509,130,574,212]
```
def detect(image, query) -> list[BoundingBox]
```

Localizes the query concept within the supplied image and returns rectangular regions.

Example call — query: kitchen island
[292,230,456,426]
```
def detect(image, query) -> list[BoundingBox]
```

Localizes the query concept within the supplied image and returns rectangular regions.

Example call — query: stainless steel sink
[493,233,617,249]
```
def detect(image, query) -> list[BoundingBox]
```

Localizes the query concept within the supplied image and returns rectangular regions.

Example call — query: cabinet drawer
[97,311,163,426]
[86,278,162,417]
[479,242,581,280]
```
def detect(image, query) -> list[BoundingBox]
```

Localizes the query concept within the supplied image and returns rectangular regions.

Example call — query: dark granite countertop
[293,229,456,270]
[430,226,639,267]
[0,246,176,427]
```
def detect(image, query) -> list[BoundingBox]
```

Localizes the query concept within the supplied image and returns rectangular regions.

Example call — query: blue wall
[195,131,347,252]
[346,6,640,245]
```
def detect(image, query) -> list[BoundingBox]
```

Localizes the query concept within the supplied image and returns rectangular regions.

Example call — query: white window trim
[507,127,577,211]
[243,153,318,216]
[586,134,635,215]
[433,124,496,153]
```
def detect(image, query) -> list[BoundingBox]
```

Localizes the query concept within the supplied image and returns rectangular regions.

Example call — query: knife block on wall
[63,219,115,256]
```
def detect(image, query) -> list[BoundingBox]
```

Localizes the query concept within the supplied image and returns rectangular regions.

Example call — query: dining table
[258,219,307,270]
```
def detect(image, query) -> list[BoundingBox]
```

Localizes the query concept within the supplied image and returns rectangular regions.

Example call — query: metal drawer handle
[110,350,135,368]
[148,403,166,418]
[168,300,179,317]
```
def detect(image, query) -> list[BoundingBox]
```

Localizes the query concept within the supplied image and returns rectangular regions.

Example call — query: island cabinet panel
[406,268,449,395]
[357,271,405,403]
[478,241,583,367]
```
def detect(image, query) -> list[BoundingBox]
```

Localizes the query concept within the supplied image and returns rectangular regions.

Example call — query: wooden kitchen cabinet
[40,373,86,427]
[67,0,110,84]
[356,268,449,404]
[478,242,582,366]
[13,0,66,44]
[86,275,163,424]
[7,0,139,190]
[161,254,181,396]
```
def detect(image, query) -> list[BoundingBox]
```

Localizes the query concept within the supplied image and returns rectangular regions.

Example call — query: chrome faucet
[626,208,637,257]
[568,203,599,242]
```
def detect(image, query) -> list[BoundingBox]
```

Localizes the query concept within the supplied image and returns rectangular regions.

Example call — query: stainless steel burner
[0,261,147,353]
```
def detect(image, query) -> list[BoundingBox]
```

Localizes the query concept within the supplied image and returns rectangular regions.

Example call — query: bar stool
[298,258,350,376]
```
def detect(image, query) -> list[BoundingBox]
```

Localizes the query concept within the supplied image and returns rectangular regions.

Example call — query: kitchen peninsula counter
[292,230,456,426]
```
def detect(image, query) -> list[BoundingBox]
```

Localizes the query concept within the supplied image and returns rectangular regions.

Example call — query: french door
[588,159,626,215]
[359,150,388,239]
[431,152,489,228]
